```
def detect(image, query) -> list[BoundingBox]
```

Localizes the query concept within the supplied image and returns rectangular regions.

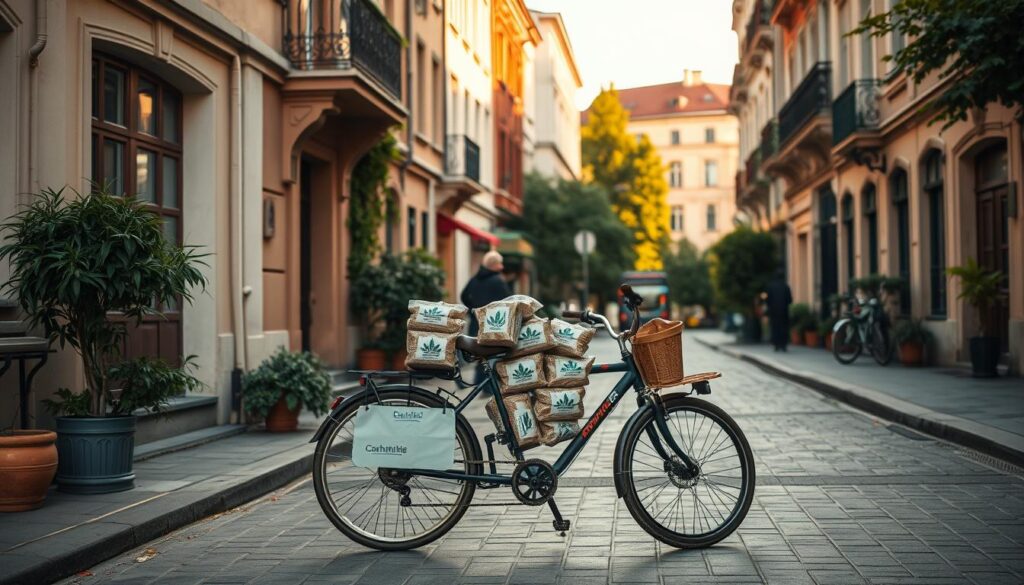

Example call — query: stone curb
[694,336,1024,469]
[1,448,314,585]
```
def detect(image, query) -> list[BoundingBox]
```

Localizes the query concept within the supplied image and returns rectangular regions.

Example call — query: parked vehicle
[617,271,670,328]
[832,294,892,365]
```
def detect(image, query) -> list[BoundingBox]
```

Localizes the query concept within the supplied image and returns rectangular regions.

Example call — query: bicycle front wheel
[618,395,755,549]
[313,387,480,550]
[832,320,862,364]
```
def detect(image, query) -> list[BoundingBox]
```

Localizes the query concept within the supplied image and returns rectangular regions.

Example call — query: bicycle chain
[454,458,520,466]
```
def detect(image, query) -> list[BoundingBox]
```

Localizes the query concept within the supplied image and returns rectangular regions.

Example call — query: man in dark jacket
[764,269,793,351]
[461,251,512,335]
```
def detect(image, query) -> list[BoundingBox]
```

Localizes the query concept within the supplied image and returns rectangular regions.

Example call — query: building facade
[616,72,740,252]
[732,0,1024,374]
[527,10,582,181]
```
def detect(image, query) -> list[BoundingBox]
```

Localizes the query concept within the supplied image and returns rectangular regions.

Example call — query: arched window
[890,168,910,314]
[862,182,878,275]
[974,143,1010,351]
[923,150,946,316]
[91,53,183,366]
[841,193,855,282]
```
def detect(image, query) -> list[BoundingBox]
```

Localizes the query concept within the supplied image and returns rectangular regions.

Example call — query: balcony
[745,147,761,183]
[282,0,402,100]
[760,119,778,160]
[445,135,481,183]
[744,0,774,55]
[831,79,886,170]
[778,62,831,147]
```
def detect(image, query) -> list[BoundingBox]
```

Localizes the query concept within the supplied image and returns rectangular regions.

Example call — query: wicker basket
[632,318,684,388]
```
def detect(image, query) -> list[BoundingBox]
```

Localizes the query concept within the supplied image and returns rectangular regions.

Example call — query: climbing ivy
[347,132,400,280]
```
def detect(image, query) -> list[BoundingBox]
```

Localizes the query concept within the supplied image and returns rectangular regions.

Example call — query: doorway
[818,187,838,316]
[974,144,1010,352]
[300,157,313,352]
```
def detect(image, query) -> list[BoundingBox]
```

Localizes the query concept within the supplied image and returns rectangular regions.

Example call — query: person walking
[764,269,793,352]
[460,250,512,336]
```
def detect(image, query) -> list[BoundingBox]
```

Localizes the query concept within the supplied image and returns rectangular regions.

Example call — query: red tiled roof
[581,81,731,124]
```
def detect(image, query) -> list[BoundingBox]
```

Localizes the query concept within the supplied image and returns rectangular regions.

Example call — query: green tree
[582,88,670,269]
[509,174,635,307]
[853,0,1024,128]
[708,227,777,316]
[663,239,714,310]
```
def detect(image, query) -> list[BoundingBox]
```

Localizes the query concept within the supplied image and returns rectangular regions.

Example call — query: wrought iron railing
[760,119,778,160]
[745,147,761,183]
[778,62,832,147]
[282,0,402,100]
[744,0,773,52]
[445,134,480,183]
[832,79,882,145]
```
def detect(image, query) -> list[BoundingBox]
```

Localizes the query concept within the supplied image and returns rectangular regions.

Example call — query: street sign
[574,230,595,256]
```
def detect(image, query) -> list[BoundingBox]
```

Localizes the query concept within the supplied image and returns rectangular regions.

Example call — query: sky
[525,0,739,111]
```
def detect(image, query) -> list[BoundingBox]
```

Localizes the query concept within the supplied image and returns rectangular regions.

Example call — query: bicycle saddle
[456,335,507,358]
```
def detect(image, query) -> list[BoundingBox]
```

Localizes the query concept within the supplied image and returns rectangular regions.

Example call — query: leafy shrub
[708,228,777,316]
[242,348,331,419]
[891,319,935,346]
[789,303,812,333]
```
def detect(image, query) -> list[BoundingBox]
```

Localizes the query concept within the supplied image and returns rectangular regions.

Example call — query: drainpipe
[27,0,47,195]
[229,55,248,424]
[399,0,414,189]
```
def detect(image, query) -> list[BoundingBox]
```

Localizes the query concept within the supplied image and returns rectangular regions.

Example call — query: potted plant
[789,303,811,345]
[948,259,1004,377]
[241,348,331,432]
[0,187,207,493]
[820,316,837,351]
[891,319,933,366]
[0,429,57,511]
[351,249,447,370]
[802,313,821,347]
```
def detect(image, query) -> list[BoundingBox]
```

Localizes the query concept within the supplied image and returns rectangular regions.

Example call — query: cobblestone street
[63,336,1024,585]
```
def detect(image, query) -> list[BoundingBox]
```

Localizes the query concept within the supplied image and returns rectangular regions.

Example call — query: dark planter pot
[357,348,387,370]
[804,331,820,348]
[265,395,300,433]
[969,336,1001,378]
[391,349,408,371]
[55,416,136,494]
[898,341,925,366]
[790,330,803,346]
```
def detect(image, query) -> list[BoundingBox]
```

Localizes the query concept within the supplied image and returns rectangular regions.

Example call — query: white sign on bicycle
[352,405,455,470]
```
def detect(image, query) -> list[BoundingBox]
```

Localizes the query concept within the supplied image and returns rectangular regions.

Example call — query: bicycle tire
[870,321,893,365]
[313,387,481,551]
[832,320,862,364]
[618,395,755,549]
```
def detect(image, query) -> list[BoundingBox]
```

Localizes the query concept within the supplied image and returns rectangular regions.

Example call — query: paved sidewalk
[0,418,323,585]
[691,330,1024,466]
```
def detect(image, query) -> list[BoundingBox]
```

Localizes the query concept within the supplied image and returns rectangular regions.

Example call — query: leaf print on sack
[552,392,577,410]
[419,338,443,359]
[519,327,542,342]
[420,307,445,322]
[559,361,584,376]
[510,363,535,384]
[554,327,577,341]
[485,310,507,329]
[517,410,534,435]
[555,423,576,439]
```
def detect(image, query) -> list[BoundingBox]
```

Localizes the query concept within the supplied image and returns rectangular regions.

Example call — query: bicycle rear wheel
[313,387,480,550]
[618,395,755,549]
[832,320,862,364]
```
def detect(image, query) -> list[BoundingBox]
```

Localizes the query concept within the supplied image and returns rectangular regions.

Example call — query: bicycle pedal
[553,519,570,535]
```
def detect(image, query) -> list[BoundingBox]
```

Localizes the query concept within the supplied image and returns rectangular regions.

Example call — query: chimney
[682,69,703,86]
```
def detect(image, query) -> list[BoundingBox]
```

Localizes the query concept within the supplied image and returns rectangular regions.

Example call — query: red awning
[436,214,499,246]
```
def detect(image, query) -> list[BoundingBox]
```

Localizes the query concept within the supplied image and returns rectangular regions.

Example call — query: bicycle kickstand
[547,498,571,536]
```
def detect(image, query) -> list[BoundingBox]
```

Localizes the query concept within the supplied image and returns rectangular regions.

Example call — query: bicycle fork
[641,394,702,479]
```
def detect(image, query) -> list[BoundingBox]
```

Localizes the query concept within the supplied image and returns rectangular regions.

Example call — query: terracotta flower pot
[391,349,408,371]
[804,331,820,348]
[357,348,388,370]
[0,430,58,512]
[899,341,925,367]
[265,395,300,433]
[790,330,803,345]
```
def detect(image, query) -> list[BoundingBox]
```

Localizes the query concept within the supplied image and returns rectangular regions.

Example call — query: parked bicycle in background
[832,293,892,365]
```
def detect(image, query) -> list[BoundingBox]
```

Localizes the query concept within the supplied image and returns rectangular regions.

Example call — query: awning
[436,214,499,246]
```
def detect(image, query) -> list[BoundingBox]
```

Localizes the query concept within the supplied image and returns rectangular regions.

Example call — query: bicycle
[310,285,755,551]
[831,294,892,365]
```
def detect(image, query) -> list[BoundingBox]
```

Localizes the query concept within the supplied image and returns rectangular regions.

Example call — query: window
[706,204,717,231]
[860,0,874,78]
[91,54,183,366]
[838,0,850,88]
[407,206,417,248]
[923,151,946,316]
[704,127,715,143]
[704,160,718,187]
[416,42,426,134]
[863,183,878,274]
[842,194,855,282]
[671,205,684,232]
[433,57,443,144]
[670,130,680,145]
[421,210,429,248]
[891,169,910,314]
[669,162,683,188]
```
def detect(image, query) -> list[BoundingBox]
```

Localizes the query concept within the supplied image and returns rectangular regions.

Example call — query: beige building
[0,0,439,441]
[527,10,581,181]
[617,72,740,252]
[732,0,1023,374]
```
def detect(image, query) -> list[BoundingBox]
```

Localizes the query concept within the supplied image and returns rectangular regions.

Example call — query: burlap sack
[549,318,596,358]
[533,387,586,421]
[407,300,469,333]
[405,330,459,370]
[504,295,543,319]
[544,355,594,388]
[485,395,540,449]
[538,420,580,447]
[506,317,555,358]
[475,300,522,347]
[495,354,547,395]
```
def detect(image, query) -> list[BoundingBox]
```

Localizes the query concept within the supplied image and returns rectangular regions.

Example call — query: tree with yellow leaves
[582,87,670,270]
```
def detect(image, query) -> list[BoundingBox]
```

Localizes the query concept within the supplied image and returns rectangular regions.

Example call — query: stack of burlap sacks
[404,296,595,450]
